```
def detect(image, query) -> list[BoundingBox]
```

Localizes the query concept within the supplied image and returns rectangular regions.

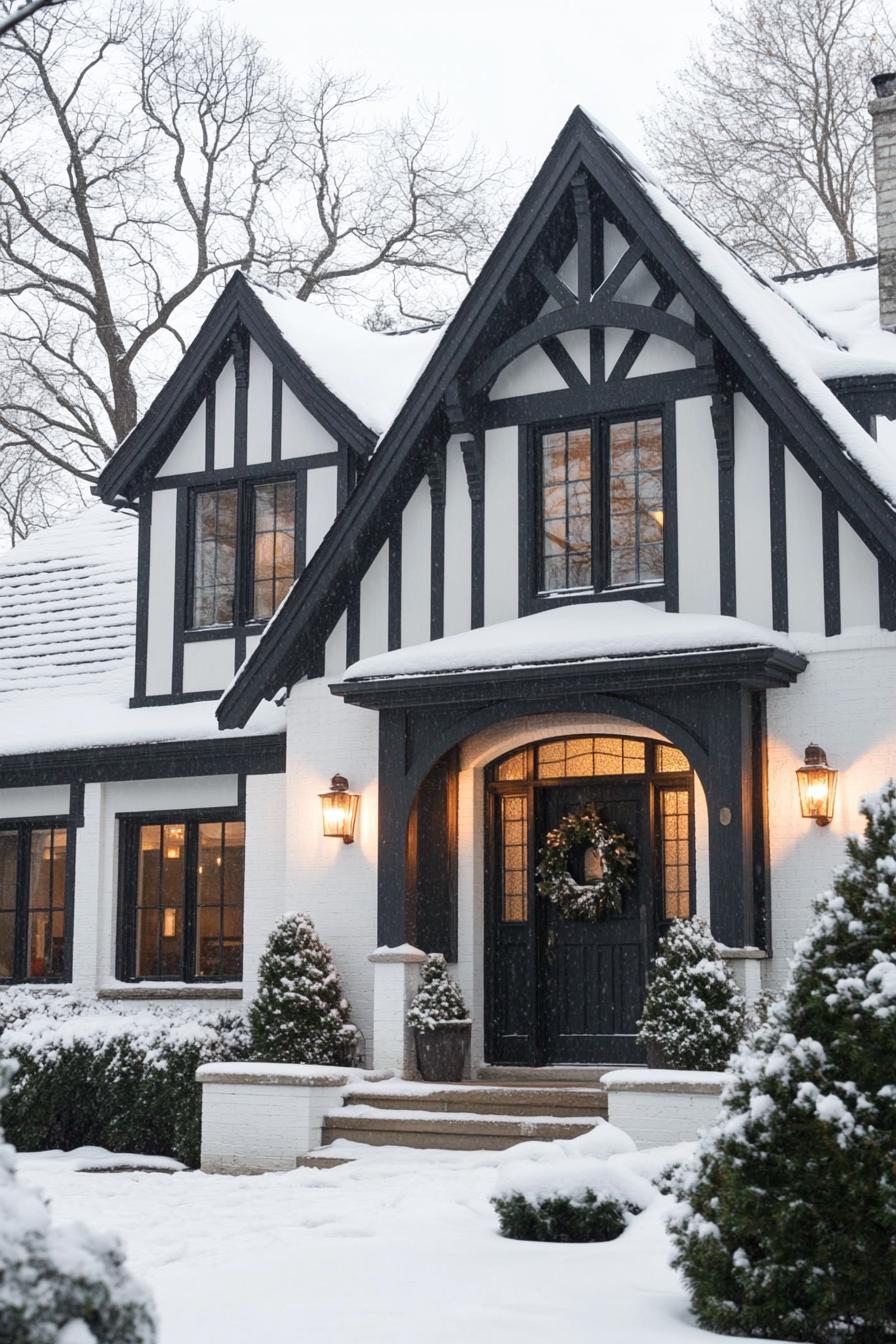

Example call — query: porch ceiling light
[796,744,838,827]
[320,773,359,845]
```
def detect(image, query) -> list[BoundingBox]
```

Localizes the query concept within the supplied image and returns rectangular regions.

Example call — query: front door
[539,782,651,1064]
[487,735,690,1066]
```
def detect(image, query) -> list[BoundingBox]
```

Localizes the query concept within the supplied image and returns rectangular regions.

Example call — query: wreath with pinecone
[536,806,635,921]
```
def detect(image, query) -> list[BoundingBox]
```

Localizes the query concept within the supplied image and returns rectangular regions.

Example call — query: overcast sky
[227,0,716,170]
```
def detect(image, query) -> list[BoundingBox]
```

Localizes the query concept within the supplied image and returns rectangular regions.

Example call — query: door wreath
[535,806,635,921]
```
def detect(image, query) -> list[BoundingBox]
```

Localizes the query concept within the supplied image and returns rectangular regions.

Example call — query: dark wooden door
[538,781,650,1064]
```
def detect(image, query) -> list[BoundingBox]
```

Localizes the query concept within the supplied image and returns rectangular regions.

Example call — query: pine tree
[637,917,745,1070]
[249,914,359,1065]
[406,954,469,1031]
[669,786,896,1342]
[0,1064,156,1343]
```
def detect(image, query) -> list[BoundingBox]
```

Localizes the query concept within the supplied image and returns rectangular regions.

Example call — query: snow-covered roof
[773,259,896,374]
[342,602,800,683]
[0,506,282,759]
[249,281,443,437]
[587,113,896,507]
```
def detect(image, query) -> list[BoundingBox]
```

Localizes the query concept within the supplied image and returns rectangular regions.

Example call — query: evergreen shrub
[0,996,249,1168]
[670,786,896,1342]
[492,1157,648,1243]
[249,913,359,1064]
[406,953,469,1030]
[0,1062,157,1344]
[637,916,745,1069]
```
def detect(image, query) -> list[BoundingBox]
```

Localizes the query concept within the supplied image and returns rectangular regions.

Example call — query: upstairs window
[0,823,69,983]
[538,413,664,595]
[189,479,297,629]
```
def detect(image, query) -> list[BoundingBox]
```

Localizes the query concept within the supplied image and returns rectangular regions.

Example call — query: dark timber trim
[171,486,189,696]
[821,492,841,637]
[0,734,286,789]
[232,325,250,471]
[425,445,446,640]
[351,648,806,952]
[768,428,789,631]
[271,370,282,462]
[662,398,679,612]
[711,391,737,616]
[132,494,152,703]
[96,272,377,505]
[388,524,402,651]
[461,436,485,628]
[204,383,216,473]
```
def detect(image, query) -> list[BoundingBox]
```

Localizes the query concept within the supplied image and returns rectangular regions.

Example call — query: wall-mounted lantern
[319,774,360,845]
[796,744,838,826]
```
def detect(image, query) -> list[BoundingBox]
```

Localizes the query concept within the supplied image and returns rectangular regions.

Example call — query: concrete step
[342,1083,607,1119]
[321,1105,603,1152]
[295,1152,354,1170]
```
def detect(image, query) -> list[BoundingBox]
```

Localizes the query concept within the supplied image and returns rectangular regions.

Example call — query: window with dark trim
[537,412,664,595]
[0,822,70,983]
[189,478,297,630]
[121,817,245,981]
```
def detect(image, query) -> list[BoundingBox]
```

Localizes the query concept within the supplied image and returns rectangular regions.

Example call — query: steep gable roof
[96,273,438,505]
[217,107,896,730]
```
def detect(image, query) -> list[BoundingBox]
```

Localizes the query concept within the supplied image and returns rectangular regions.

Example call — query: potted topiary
[406,953,471,1082]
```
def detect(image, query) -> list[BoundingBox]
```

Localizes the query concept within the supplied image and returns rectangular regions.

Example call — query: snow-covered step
[321,1105,603,1152]
[474,1065,613,1086]
[342,1082,608,1119]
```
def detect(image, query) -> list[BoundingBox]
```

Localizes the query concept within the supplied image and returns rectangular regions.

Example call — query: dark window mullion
[594,416,607,592]
[14,825,28,981]
[183,822,199,982]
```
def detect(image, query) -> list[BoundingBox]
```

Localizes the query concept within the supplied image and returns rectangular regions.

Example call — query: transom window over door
[537,413,664,595]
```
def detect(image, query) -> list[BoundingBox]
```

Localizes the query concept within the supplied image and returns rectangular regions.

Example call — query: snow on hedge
[0,1063,157,1343]
[494,1153,652,1209]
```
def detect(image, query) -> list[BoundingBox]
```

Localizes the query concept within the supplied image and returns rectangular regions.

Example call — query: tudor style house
[4,85,896,1073]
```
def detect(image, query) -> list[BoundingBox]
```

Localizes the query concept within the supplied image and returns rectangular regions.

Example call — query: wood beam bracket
[710,390,735,472]
[424,443,447,511]
[461,436,484,505]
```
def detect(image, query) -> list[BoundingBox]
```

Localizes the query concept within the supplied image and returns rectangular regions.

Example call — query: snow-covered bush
[493,1155,649,1243]
[0,1062,157,1343]
[406,953,469,1031]
[637,917,744,1069]
[249,913,358,1064]
[0,998,250,1168]
[669,786,896,1342]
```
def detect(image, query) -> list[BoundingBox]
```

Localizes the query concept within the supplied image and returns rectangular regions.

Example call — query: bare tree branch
[0,0,66,38]
[642,0,896,271]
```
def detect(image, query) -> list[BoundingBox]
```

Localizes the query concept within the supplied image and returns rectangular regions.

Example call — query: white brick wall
[284,679,380,1060]
[607,1085,725,1148]
[765,636,896,988]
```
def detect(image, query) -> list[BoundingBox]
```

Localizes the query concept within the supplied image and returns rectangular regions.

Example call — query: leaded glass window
[660,788,691,918]
[537,414,664,595]
[500,794,528,922]
[0,823,70,983]
[129,818,245,981]
[541,427,592,592]
[191,487,238,627]
[250,481,296,620]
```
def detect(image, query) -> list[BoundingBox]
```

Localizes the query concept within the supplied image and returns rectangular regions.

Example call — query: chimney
[870,73,896,330]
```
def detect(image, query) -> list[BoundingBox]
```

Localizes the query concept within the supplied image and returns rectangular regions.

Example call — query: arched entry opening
[486,733,694,1066]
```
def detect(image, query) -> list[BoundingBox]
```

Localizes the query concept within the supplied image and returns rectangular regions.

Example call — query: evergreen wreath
[536,806,635,921]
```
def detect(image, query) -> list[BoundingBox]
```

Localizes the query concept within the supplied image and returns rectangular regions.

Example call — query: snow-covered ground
[18,1141,771,1344]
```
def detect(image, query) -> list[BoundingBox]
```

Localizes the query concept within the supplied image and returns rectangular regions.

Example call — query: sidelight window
[537,413,664,595]
[499,794,528,923]
[125,817,245,981]
[0,823,69,982]
[659,787,691,919]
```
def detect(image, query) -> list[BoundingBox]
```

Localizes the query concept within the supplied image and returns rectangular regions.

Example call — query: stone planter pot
[414,1021,471,1082]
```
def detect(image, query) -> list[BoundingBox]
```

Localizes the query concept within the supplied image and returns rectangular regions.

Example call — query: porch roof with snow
[333,604,807,708]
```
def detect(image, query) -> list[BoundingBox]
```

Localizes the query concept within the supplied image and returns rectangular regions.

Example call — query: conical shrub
[249,913,359,1065]
[637,916,744,1070]
[669,786,896,1342]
